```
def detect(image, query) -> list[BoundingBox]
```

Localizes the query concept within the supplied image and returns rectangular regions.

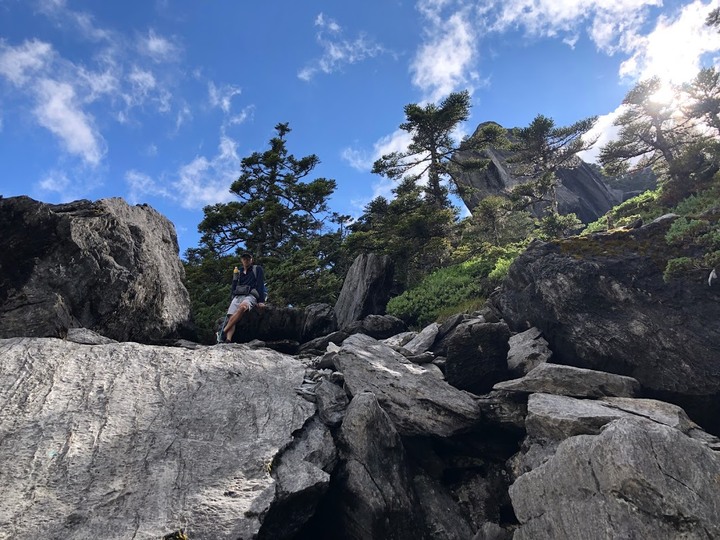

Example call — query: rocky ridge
[1,197,719,539]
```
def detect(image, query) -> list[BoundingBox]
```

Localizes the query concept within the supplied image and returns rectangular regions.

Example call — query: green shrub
[663,257,696,282]
[387,243,525,327]
[665,217,711,247]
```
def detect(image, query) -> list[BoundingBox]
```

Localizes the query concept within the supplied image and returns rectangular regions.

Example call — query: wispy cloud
[126,134,241,209]
[0,39,53,85]
[34,79,106,165]
[140,29,181,63]
[412,8,478,101]
[208,81,242,113]
[298,12,387,81]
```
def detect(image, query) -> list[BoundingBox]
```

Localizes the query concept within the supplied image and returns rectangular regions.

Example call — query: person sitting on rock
[219,252,266,343]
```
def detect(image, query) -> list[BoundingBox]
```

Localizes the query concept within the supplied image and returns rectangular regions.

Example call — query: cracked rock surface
[0,337,315,540]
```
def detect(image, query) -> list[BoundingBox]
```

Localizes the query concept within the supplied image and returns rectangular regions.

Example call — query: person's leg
[224,302,249,342]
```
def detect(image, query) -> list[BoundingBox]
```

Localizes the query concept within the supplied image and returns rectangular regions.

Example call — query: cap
[240,251,253,259]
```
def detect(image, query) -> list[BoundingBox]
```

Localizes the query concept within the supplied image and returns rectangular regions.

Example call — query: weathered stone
[301,303,338,343]
[0,196,193,343]
[445,321,511,394]
[383,331,418,348]
[0,337,316,539]
[474,391,528,431]
[334,334,482,437]
[65,327,117,345]
[432,314,477,356]
[492,217,720,434]
[493,363,640,398]
[335,392,425,540]
[256,416,337,540]
[334,253,394,328]
[471,522,513,540]
[344,314,407,340]
[229,305,303,344]
[404,322,440,355]
[506,327,551,375]
[412,472,475,540]
[315,379,349,427]
[454,128,621,223]
[510,418,720,540]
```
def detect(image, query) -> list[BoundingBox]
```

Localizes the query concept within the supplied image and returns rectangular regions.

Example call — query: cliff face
[0,196,193,343]
[491,214,720,435]
[453,123,623,223]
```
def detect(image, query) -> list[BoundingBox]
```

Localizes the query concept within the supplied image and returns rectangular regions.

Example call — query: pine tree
[372,90,506,209]
[190,122,345,312]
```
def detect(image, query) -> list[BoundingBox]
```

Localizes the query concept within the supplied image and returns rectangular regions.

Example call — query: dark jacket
[231,265,267,302]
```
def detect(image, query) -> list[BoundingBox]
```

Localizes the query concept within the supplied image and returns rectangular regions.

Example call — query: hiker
[219,252,266,343]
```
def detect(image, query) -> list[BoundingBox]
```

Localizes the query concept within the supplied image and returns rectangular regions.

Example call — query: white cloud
[125,169,171,203]
[577,108,622,164]
[619,0,720,84]
[299,13,386,81]
[341,146,373,171]
[33,79,105,165]
[411,9,477,101]
[141,29,181,62]
[208,81,242,113]
[0,39,53,85]
[36,166,104,201]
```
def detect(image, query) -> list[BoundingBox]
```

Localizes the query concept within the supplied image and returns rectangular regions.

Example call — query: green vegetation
[386,244,525,327]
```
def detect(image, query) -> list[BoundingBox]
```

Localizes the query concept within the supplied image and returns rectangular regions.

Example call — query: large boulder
[492,216,720,435]
[453,123,622,223]
[510,417,720,540]
[0,336,323,539]
[0,197,192,343]
[334,253,394,328]
[334,334,482,437]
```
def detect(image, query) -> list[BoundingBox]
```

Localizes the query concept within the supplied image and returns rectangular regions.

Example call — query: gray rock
[335,392,425,540]
[445,320,511,394]
[256,416,337,539]
[334,253,394,328]
[65,327,118,345]
[344,314,407,339]
[491,218,720,434]
[0,196,193,342]
[454,129,621,223]
[315,379,349,427]
[506,327,551,375]
[493,363,640,398]
[335,334,482,437]
[413,472,475,540]
[404,322,440,355]
[0,336,316,539]
[510,418,720,540]
[383,331,417,348]
[300,303,337,343]
[471,522,513,540]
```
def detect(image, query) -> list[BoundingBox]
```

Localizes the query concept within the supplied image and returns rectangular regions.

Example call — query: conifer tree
[372,90,506,209]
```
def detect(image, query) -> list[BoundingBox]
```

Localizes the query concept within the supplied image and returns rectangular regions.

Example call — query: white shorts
[227,295,257,315]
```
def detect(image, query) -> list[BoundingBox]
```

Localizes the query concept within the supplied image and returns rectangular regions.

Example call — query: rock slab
[0,337,316,540]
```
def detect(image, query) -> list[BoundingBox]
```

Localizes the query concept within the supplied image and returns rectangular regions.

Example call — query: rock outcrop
[0,336,320,539]
[334,253,394,328]
[453,122,622,223]
[0,197,192,343]
[491,215,720,435]
[3,196,720,540]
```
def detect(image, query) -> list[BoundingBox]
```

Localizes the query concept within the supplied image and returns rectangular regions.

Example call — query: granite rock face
[453,123,622,223]
[0,337,317,540]
[510,418,720,540]
[492,216,720,435]
[0,197,192,343]
[334,253,394,328]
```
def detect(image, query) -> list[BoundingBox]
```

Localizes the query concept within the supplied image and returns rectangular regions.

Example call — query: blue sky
[1,0,719,256]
